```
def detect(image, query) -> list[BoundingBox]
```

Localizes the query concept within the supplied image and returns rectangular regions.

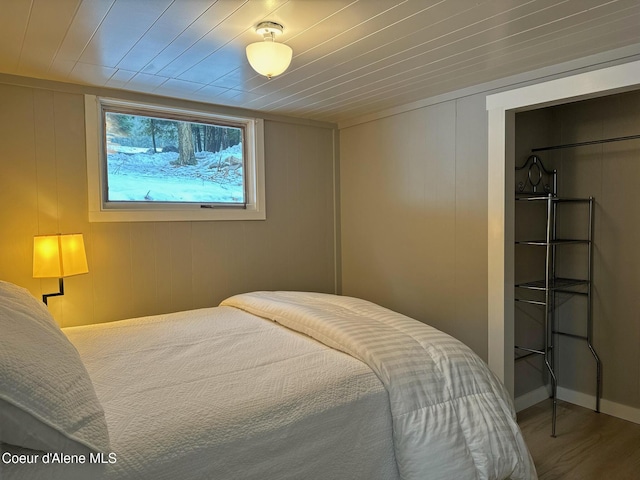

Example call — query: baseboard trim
[557,387,640,425]
[515,385,551,412]
[515,386,640,425]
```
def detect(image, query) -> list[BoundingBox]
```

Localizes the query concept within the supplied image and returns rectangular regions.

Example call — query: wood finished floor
[517,400,640,479]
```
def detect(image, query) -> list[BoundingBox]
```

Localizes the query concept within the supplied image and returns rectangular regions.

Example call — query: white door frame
[486,60,640,396]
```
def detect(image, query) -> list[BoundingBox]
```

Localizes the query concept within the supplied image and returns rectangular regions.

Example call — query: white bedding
[3,291,536,480]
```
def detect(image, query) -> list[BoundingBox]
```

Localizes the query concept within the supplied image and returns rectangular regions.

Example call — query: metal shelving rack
[514,155,602,437]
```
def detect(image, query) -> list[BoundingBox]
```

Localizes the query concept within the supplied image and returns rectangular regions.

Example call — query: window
[85,96,265,222]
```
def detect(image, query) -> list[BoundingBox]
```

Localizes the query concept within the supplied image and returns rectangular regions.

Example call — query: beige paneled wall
[0,81,338,327]
[340,96,489,360]
[339,51,640,410]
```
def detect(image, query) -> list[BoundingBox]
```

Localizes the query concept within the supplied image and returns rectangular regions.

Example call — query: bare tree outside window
[177,122,196,166]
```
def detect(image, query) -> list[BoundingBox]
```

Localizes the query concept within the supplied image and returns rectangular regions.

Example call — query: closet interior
[513,89,640,433]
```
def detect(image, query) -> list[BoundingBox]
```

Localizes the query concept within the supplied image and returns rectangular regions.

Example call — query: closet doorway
[487,60,640,425]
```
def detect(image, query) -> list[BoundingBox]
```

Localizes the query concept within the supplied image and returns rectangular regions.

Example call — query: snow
[106,143,244,203]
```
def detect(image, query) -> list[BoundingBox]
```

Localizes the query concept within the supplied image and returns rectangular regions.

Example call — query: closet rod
[531,133,640,153]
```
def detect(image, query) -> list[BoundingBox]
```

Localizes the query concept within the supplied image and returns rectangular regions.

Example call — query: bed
[0,281,536,479]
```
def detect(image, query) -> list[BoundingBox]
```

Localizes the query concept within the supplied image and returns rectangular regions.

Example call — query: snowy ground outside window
[107,143,244,203]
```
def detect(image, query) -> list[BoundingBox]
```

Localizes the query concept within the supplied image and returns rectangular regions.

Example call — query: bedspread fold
[221,291,536,480]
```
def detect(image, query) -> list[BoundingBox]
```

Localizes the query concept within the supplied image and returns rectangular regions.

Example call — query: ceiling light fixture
[246,21,293,79]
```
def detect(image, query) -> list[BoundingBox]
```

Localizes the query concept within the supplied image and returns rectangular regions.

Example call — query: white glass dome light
[246,22,293,79]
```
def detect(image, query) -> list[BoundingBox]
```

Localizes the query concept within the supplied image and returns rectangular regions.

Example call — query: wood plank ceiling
[1,0,640,124]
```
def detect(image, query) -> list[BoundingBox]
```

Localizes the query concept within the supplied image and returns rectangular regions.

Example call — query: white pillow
[0,281,110,454]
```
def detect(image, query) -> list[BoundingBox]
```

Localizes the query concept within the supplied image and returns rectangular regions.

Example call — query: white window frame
[85,95,266,222]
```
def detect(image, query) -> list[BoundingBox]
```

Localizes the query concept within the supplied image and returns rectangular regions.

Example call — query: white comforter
[222,291,536,480]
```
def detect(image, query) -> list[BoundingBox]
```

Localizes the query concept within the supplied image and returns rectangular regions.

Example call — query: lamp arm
[42,278,65,305]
